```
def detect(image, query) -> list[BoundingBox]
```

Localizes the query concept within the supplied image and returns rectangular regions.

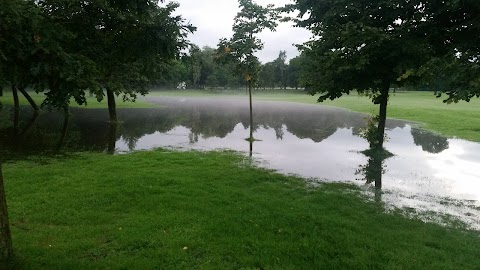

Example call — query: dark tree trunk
[13,109,19,138]
[376,83,390,149]
[18,87,39,112]
[374,159,383,190]
[106,88,118,123]
[249,140,253,157]
[0,162,13,265]
[57,107,70,151]
[107,122,118,154]
[11,85,19,112]
[19,112,39,137]
[248,80,253,140]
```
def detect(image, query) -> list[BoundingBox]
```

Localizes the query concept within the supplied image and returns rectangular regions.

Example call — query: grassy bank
[4,150,480,269]
[151,90,480,142]
[0,91,155,109]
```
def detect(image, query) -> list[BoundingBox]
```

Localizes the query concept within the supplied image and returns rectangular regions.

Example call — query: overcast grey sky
[168,0,311,63]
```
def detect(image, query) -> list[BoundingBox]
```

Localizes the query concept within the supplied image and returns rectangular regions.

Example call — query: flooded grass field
[2,96,479,228]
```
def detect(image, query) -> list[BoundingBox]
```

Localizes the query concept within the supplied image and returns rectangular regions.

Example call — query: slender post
[248,79,253,140]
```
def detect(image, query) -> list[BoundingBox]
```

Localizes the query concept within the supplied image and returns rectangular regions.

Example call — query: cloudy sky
[168,0,311,63]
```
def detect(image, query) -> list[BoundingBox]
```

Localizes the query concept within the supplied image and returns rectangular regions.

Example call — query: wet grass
[4,150,480,269]
[151,90,480,142]
[0,91,156,109]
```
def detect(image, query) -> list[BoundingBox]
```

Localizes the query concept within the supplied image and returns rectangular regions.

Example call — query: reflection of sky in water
[116,123,480,229]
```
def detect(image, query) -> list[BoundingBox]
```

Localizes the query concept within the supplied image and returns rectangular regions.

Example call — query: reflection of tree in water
[411,128,449,154]
[356,151,390,189]
[0,108,75,156]
[0,100,409,155]
[356,148,393,204]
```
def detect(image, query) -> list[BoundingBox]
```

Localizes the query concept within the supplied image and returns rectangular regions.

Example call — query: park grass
[151,90,480,142]
[4,150,480,269]
[0,91,156,109]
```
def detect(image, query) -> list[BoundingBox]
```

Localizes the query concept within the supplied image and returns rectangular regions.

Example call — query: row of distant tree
[158,46,306,90]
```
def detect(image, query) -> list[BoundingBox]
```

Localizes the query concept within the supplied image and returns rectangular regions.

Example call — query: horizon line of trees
[155,46,307,91]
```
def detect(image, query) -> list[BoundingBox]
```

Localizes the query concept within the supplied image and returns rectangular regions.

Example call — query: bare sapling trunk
[0,162,13,265]
[248,80,253,141]
[106,88,118,123]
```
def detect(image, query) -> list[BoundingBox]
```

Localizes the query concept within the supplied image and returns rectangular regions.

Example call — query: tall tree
[287,54,306,89]
[38,0,195,122]
[290,0,432,149]
[0,0,44,112]
[419,0,480,103]
[258,62,276,89]
[0,160,12,266]
[188,45,202,88]
[217,0,278,141]
[274,50,288,89]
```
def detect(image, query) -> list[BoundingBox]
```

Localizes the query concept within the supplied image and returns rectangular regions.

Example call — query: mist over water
[1,96,479,229]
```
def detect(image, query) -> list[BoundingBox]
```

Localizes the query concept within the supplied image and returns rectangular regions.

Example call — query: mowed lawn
[152,90,480,142]
[4,150,480,269]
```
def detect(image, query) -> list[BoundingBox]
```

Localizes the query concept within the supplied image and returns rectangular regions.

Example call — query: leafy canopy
[290,0,432,102]
[217,0,279,82]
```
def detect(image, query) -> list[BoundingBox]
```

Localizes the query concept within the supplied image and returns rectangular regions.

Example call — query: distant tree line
[158,46,308,91]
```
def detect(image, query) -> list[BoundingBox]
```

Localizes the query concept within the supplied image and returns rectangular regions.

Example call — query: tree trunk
[11,85,19,112]
[0,162,13,265]
[13,109,19,138]
[107,122,118,154]
[249,140,253,157]
[18,87,39,112]
[57,107,70,151]
[106,88,118,123]
[248,80,253,140]
[374,159,383,190]
[19,112,39,137]
[376,83,390,149]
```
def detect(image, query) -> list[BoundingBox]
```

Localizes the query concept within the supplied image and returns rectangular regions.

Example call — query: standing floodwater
[1,96,479,228]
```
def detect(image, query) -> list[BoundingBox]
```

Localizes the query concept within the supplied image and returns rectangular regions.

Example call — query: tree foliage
[217,0,279,83]
[419,0,480,103]
[289,0,433,148]
[1,0,194,120]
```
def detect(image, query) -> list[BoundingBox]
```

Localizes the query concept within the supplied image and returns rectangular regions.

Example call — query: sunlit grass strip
[4,150,480,269]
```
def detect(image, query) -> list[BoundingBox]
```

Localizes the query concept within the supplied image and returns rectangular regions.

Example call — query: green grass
[4,150,480,269]
[151,90,480,142]
[0,91,156,109]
